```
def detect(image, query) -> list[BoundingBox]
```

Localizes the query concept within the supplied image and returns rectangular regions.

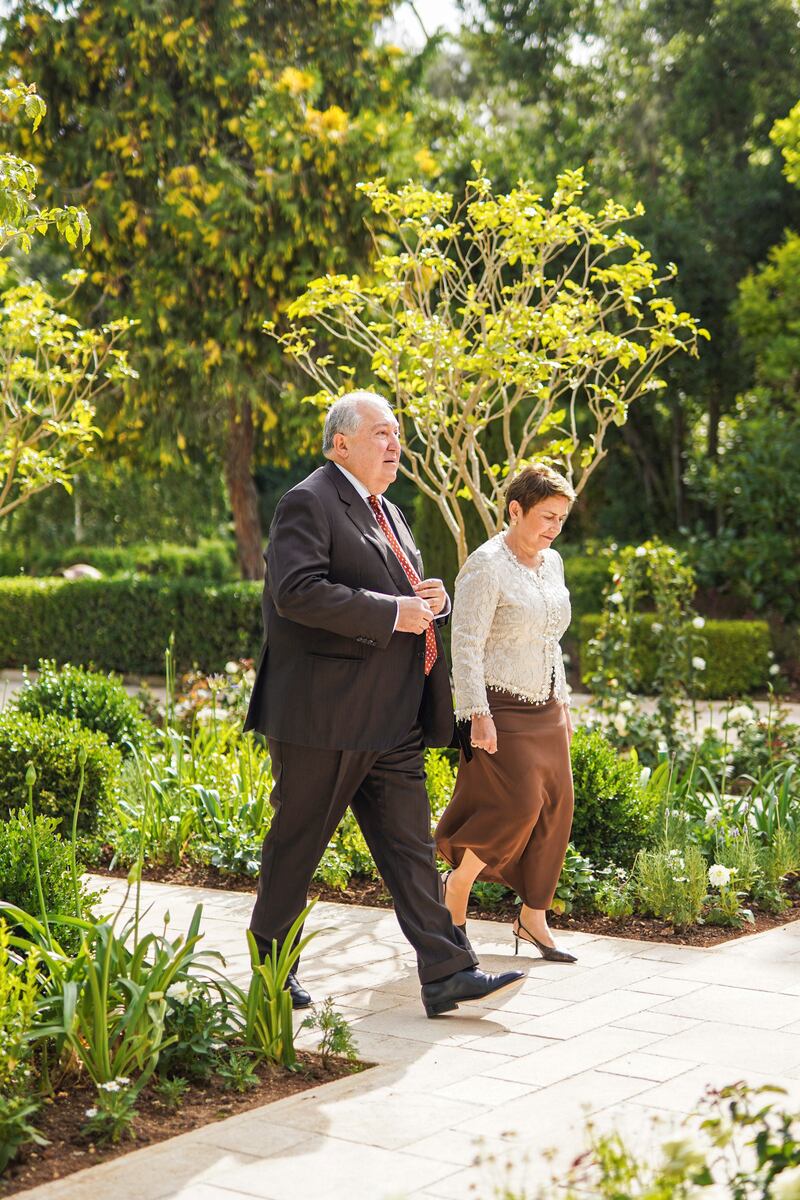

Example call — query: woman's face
[510,494,571,550]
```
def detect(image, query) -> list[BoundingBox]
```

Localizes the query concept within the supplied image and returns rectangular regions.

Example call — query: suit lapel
[326,463,415,595]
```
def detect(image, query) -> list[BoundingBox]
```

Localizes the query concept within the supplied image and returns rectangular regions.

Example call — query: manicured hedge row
[579,613,772,697]
[0,578,263,674]
[0,539,237,581]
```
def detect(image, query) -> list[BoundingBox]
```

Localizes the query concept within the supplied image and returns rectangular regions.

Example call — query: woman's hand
[470,714,498,754]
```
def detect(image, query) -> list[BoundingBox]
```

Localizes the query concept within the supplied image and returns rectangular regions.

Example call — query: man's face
[333,400,401,495]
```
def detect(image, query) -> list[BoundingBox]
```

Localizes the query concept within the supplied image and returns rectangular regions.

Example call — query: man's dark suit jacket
[243,461,455,751]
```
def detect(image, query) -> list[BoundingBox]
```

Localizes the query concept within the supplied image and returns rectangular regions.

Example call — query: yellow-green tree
[273,170,708,565]
[1,0,412,576]
[0,83,134,520]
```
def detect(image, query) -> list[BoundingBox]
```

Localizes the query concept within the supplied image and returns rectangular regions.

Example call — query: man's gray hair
[322,390,393,455]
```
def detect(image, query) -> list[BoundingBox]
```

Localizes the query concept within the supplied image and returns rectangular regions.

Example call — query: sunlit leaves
[270,171,707,564]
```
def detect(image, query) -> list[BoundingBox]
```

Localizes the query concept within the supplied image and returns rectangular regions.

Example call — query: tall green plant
[240,903,319,1068]
[587,540,705,751]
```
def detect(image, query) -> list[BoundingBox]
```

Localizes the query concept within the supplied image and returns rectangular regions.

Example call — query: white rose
[692,656,706,671]
[692,616,705,629]
[225,661,239,674]
[608,591,624,605]
[769,663,781,676]
[619,699,634,713]
[635,546,647,557]
[708,864,732,888]
[773,1166,800,1200]
[166,981,192,1003]
[727,705,754,724]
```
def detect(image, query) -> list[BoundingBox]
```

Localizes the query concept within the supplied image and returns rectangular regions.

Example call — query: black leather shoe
[286,972,312,1009]
[421,966,524,1018]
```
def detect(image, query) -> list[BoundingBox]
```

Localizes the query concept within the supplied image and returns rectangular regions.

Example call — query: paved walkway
[17,878,800,1200]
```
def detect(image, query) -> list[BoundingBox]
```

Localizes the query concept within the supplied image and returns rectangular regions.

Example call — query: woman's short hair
[505,465,576,515]
[322,391,392,454]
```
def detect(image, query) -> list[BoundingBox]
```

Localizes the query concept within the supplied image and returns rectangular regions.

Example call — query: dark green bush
[0,809,99,953]
[570,726,656,868]
[0,577,262,674]
[0,539,237,581]
[563,553,611,622]
[13,660,151,754]
[0,710,121,834]
[579,614,772,697]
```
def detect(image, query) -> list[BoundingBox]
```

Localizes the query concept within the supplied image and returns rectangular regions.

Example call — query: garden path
[17,877,800,1200]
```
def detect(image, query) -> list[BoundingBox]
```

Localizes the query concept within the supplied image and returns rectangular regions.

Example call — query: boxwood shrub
[13,660,152,754]
[570,726,656,868]
[0,710,121,834]
[0,577,262,674]
[0,538,237,581]
[579,613,772,697]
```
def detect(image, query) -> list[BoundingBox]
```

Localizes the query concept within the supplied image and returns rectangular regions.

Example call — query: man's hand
[414,578,447,616]
[396,595,434,634]
[470,714,498,754]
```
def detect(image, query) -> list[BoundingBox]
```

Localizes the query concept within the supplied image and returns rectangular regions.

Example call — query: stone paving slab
[13,877,800,1200]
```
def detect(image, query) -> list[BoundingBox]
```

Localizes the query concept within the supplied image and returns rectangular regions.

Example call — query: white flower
[657,740,669,754]
[692,616,706,629]
[769,663,781,676]
[166,981,192,1003]
[618,699,634,713]
[773,1165,800,1200]
[635,546,647,557]
[225,660,239,674]
[673,875,688,883]
[727,704,755,724]
[99,1080,122,1093]
[608,591,624,605]
[115,1077,130,1087]
[613,714,628,736]
[692,656,706,671]
[651,621,663,634]
[704,808,722,827]
[244,669,256,686]
[85,1107,98,1119]
[195,707,214,723]
[708,864,733,888]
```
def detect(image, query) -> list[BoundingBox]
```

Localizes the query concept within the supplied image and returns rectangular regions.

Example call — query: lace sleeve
[451,552,501,721]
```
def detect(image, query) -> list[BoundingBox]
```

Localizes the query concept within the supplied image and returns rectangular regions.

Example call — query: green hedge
[0,539,237,581]
[0,578,262,674]
[0,710,121,835]
[579,613,772,697]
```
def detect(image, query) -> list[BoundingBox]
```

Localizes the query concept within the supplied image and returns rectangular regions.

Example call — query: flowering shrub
[586,539,706,755]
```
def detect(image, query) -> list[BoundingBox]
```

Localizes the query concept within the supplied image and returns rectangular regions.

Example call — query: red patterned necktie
[368,494,437,675]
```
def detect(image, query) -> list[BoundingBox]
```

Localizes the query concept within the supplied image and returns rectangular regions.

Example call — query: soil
[0,1053,363,1198]
[92,859,800,949]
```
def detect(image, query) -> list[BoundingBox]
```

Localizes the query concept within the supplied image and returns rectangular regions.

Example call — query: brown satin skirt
[435,689,574,910]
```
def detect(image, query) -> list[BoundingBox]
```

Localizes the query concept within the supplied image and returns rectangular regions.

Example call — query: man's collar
[333,462,379,502]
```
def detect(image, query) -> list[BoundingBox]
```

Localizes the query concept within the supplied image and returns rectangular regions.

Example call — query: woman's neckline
[500,531,546,575]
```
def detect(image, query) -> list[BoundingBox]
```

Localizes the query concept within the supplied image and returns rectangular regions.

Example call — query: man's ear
[332,432,348,458]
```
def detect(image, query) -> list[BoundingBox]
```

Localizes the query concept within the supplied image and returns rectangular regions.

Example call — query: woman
[435,465,577,962]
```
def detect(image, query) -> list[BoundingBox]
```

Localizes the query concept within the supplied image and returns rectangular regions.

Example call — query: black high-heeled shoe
[441,870,467,934]
[512,915,577,963]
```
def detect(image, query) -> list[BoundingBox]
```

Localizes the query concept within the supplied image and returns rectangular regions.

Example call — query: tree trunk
[225,395,264,580]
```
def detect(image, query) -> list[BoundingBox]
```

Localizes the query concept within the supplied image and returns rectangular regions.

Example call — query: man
[243,390,524,1018]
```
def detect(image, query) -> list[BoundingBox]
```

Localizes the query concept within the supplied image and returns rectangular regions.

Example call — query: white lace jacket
[452,533,571,720]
